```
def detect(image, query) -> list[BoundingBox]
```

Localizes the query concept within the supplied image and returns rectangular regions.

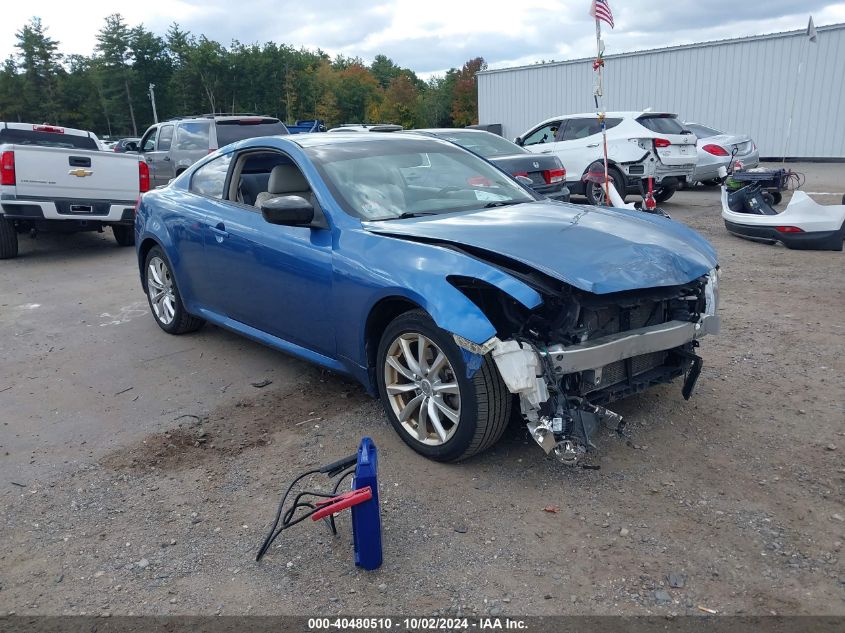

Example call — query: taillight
[1,150,15,186]
[703,144,729,156]
[543,168,566,184]
[654,138,671,148]
[138,160,150,193]
[775,226,804,233]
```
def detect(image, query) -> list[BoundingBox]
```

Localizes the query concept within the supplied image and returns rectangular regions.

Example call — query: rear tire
[0,217,18,259]
[585,166,624,206]
[654,186,676,203]
[112,224,135,247]
[144,246,205,334]
[376,310,511,462]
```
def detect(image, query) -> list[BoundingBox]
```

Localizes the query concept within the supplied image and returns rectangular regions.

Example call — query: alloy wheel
[146,256,176,325]
[383,332,462,446]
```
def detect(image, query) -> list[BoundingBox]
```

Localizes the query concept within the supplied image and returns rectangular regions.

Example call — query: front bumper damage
[455,269,720,464]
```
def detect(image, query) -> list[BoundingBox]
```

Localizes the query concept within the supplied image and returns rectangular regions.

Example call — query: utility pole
[148,83,159,124]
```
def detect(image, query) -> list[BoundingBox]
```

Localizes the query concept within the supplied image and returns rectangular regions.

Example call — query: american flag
[589,0,615,29]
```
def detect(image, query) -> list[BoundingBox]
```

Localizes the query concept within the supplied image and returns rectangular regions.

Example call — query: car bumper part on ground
[724,219,844,251]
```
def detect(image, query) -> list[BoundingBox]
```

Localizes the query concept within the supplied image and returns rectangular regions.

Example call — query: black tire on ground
[143,246,205,335]
[701,179,721,187]
[654,186,676,203]
[0,216,19,259]
[112,224,135,247]
[585,166,625,206]
[770,191,783,206]
[762,192,775,207]
[376,309,511,462]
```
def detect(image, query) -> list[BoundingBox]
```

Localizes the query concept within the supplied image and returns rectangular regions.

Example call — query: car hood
[364,201,718,294]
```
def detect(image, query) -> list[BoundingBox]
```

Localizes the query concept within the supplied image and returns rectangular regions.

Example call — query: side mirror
[261,195,314,226]
[514,136,523,146]
[514,175,533,187]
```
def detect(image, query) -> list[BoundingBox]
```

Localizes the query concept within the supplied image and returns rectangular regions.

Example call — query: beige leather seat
[255,164,312,207]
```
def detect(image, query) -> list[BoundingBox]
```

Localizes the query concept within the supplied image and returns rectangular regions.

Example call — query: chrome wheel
[383,332,461,446]
[590,180,608,205]
[146,256,176,325]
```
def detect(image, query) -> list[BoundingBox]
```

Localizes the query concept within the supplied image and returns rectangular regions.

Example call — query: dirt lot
[1,163,843,617]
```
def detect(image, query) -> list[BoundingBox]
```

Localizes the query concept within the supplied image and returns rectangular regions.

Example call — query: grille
[593,351,668,390]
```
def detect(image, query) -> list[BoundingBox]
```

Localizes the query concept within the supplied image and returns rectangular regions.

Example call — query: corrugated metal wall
[478,24,845,158]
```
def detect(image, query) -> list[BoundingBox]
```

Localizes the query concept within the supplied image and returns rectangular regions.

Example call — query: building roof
[477,22,845,76]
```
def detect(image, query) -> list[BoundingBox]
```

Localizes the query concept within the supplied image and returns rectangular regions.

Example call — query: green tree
[95,13,138,134]
[14,17,62,123]
[380,75,419,128]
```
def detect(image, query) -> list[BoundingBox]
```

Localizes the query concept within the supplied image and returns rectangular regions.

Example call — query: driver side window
[141,127,158,152]
[522,121,561,146]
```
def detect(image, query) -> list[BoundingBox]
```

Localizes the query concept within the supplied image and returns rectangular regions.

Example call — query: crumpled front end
[453,268,720,464]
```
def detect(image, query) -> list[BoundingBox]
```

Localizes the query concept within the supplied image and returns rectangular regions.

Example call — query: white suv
[516,112,697,205]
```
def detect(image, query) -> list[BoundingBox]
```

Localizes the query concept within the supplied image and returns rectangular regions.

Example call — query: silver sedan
[685,123,759,184]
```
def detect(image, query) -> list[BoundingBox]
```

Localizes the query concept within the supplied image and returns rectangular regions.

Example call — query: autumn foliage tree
[451,57,486,127]
[0,14,487,136]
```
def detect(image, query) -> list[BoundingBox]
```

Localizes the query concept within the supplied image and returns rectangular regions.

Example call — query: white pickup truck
[0,122,149,259]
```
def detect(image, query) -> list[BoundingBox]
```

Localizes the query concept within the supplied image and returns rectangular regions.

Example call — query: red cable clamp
[311,486,373,521]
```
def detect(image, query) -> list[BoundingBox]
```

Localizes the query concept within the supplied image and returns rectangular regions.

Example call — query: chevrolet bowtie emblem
[68,168,93,177]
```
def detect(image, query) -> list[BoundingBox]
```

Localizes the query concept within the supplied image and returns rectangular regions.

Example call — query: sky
[2,0,844,78]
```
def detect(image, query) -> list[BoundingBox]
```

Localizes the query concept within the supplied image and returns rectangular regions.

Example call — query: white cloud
[2,0,843,78]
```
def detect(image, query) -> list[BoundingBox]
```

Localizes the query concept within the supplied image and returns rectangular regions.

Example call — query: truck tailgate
[13,146,140,201]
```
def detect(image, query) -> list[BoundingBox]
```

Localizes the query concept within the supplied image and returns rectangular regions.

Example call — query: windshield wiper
[394,211,440,219]
[483,200,522,208]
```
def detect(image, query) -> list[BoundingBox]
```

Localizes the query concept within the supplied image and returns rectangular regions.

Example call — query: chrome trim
[542,316,720,374]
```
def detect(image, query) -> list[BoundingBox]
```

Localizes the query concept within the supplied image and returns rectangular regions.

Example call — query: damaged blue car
[135,133,719,464]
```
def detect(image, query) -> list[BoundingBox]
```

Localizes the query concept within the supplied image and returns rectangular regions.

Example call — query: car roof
[255,131,457,150]
[533,111,677,125]
[415,128,493,135]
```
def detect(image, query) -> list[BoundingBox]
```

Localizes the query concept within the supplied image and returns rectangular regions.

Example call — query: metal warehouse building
[478,23,845,159]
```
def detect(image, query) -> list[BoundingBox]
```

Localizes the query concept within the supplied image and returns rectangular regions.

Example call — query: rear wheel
[654,186,676,203]
[112,224,135,247]
[0,216,18,259]
[376,310,511,462]
[585,166,624,206]
[144,246,205,334]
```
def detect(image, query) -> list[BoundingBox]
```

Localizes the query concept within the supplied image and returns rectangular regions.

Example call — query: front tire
[144,246,205,334]
[376,310,511,462]
[0,217,18,259]
[112,224,135,247]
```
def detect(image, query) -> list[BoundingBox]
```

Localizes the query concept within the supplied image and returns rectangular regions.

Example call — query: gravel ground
[1,163,843,617]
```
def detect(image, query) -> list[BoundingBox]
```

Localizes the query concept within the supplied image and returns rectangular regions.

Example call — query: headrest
[268,164,309,194]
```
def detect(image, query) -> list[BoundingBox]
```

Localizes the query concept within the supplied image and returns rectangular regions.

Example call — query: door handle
[210,223,229,239]
[586,143,600,148]
[163,155,171,161]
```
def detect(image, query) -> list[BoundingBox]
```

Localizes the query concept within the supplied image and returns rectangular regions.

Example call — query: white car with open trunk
[515,111,698,205]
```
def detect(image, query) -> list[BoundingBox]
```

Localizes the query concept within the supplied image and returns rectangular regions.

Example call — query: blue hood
[365,201,718,294]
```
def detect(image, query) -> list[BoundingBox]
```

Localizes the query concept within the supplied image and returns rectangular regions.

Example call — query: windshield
[432,131,524,158]
[306,138,535,221]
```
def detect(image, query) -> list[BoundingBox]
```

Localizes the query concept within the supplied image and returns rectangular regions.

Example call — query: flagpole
[594,18,610,203]
[783,21,813,165]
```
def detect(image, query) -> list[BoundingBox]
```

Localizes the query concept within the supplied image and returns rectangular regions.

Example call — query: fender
[332,228,544,378]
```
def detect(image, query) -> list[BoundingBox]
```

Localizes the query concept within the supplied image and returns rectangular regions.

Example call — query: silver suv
[137,114,289,187]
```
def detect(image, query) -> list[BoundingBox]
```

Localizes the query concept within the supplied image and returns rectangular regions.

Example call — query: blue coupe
[135,133,719,464]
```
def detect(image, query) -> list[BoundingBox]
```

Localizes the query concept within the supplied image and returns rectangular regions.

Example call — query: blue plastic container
[351,437,382,570]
